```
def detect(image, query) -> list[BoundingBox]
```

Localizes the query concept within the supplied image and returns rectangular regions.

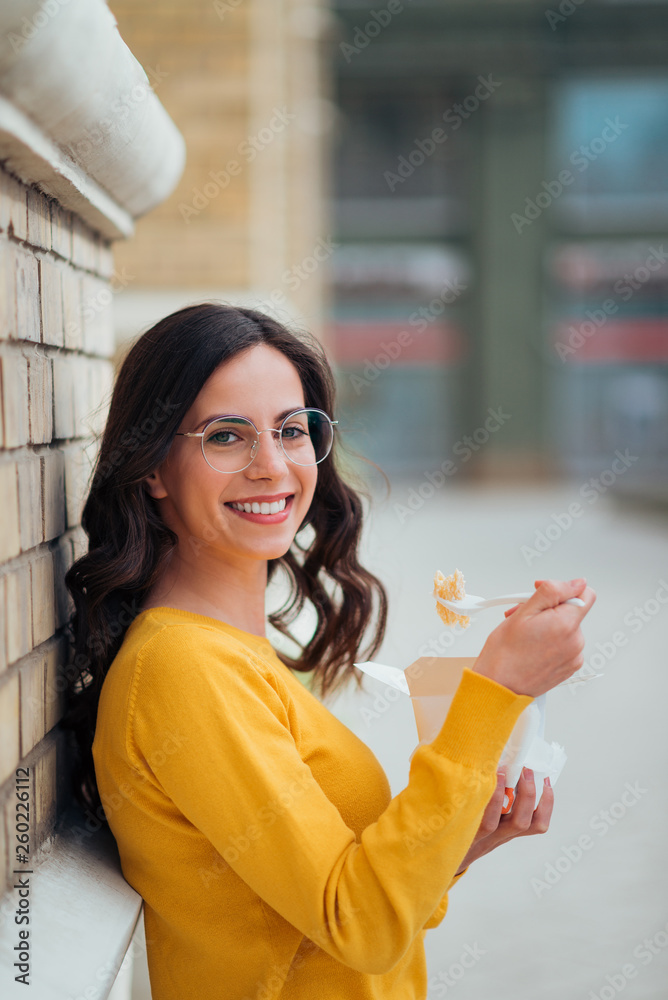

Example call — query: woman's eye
[209,430,239,445]
[282,425,308,439]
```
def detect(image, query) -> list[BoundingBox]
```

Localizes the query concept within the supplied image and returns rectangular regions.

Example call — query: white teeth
[230,497,289,514]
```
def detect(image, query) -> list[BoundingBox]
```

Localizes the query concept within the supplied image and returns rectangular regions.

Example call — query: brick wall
[0,165,115,897]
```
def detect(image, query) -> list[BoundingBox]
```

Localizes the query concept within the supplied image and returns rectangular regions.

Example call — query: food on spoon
[433,568,471,629]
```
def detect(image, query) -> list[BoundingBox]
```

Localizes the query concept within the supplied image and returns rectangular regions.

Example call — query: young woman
[64,302,595,1000]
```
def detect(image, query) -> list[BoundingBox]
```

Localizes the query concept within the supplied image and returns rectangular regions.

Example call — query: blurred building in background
[109,0,336,348]
[328,0,668,496]
[110,0,668,498]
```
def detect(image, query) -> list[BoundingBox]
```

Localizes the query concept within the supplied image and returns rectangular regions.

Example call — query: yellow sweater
[92,607,532,999]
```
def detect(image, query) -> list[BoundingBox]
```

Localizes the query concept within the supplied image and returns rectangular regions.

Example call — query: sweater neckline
[133,606,276,654]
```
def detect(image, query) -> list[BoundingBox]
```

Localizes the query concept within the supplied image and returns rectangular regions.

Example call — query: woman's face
[144,344,319,566]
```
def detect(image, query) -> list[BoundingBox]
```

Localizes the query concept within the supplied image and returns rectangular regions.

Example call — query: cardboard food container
[355,656,566,812]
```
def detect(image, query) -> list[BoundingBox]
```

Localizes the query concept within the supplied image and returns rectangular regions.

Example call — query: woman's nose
[248,429,288,476]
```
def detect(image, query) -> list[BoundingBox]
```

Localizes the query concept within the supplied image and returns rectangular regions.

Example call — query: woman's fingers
[504,768,536,832]
[477,770,506,836]
[504,580,595,621]
[506,774,555,837]
[526,778,554,835]
[522,578,589,616]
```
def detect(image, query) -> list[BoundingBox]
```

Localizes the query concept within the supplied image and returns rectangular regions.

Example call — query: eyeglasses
[174,407,338,474]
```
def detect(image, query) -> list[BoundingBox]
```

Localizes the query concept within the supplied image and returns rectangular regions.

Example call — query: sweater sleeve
[127,625,532,976]
[422,869,467,931]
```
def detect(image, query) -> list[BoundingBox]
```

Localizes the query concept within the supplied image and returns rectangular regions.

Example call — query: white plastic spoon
[434,590,585,614]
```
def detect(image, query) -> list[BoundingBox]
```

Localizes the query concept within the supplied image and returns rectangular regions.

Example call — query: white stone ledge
[0,803,143,999]
[0,96,134,240]
[0,0,185,240]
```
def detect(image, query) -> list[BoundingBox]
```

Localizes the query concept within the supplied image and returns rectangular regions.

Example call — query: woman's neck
[141,549,269,638]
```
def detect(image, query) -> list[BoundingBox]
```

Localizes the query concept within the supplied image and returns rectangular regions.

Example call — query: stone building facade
[109,0,335,349]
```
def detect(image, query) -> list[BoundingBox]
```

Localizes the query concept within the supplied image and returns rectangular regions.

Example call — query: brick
[82,274,115,357]
[71,216,97,271]
[86,361,113,436]
[20,655,46,757]
[27,351,53,444]
[52,354,75,439]
[0,240,16,341]
[0,460,20,561]
[61,265,83,349]
[44,641,66,731]
[0,574,6,675]
[0,672,20,785]
[71,524,87,562]
[31,549,56,648]
[39,255,65,347]
[73,356,95,437]
[85,435,100,486]
[26,187,51,251]
[17,455,41,552]
[0,169,21,234]
[0,170,27,241]
[42,448,66,542]
[0,350,29,446]
[34,737,57,847]
[49,201,72,262]
[52,535,74,630]
[5,562,32,665]
[99,359,114,404]
[95,237,115,280]
[63,442,87,528]
[14,244,40,342]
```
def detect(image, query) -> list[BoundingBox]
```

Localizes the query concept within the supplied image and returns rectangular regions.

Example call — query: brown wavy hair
[61,302,388,823]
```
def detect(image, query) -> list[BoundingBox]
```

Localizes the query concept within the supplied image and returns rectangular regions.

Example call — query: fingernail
[523,768,534,782]
[544,776,551,787]
[569,577,585,586]
[497,769,505,781]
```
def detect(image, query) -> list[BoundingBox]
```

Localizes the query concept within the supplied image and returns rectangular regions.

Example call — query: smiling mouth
[229,497,290,514]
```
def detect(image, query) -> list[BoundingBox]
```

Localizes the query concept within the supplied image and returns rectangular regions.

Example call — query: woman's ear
[143,469,168,500]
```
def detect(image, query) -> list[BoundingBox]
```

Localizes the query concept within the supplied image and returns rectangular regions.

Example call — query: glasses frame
[174,407,338,474]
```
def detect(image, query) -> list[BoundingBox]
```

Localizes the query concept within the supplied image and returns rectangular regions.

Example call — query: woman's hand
[454,768,553,875]
[472,577,596,697]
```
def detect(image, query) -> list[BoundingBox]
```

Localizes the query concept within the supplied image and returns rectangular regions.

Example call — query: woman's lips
[225,494,294,524]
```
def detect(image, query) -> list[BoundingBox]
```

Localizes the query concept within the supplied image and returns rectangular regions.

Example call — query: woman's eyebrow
[192,408,304,431]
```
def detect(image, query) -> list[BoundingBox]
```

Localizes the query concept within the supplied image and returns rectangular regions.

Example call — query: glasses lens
[202,416,256,473]
[280,409,333,466]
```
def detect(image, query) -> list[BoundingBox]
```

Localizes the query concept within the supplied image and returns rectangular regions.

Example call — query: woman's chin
[238,535,296,562]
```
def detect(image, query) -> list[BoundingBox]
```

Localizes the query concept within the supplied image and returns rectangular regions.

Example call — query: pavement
[128,480,668,999]
[327,479,668,1000]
